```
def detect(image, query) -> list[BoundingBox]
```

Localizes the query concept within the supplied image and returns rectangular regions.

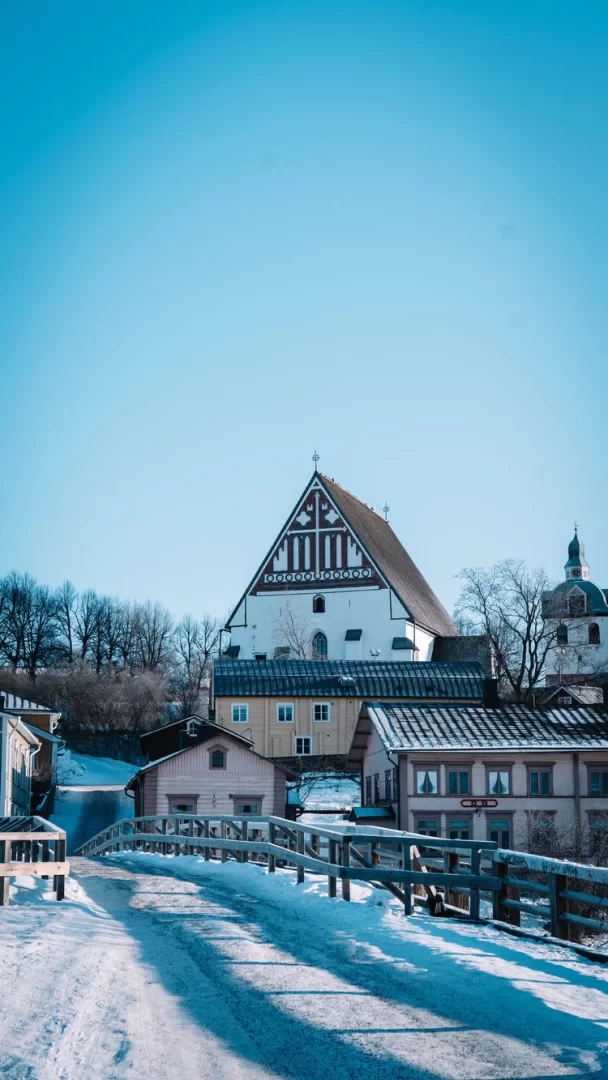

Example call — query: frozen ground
[51,751,135,854]
[57,749,136,787]
[1,854,608,1079]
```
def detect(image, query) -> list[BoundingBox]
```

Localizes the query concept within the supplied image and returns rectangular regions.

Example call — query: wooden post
[469,847,481,921]
[401,843,412,916]
[549,872,570,940]
[221,821,228,862]
[241,821,249,863]
[41,839,50,880]
[493,861,520,925]
[296,829,305,885]
[268,823,276,873]
[203,820,210,861]
[0,840,9,907]
[55,837,66,901]
[328,838,337,898]
[341,837,351,902]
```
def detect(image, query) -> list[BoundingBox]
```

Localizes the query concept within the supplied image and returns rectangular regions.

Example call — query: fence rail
[0,816,68,907]
[75,814,608,952]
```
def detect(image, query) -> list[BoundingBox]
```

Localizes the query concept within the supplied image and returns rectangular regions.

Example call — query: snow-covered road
[2,856,608,1079]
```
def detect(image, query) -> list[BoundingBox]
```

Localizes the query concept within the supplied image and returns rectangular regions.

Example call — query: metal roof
[363,701,608,752]
[0,691,57,714]
[213,659,485,700]
[539,685,605,707]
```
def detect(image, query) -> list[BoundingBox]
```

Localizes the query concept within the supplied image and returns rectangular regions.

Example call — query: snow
[298,773,360,810]
[57,749,136,788]
[1,852,608,1078]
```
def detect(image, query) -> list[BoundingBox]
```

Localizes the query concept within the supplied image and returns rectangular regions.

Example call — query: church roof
[319,475,457,637]
[544,579,608,615]
[213,658,485,700]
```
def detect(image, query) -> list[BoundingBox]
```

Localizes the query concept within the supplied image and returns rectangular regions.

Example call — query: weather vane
[383,503,390,522]
[312,450,320,470]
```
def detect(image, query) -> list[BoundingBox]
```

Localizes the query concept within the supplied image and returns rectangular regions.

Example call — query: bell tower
[564,526,590,582]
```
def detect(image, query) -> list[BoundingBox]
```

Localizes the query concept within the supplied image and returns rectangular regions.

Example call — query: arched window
[211,749,225,769]
[589,622,601,645]
[556,624,568,646]
[312,595,325,614]
[569,591,586,616]
[312,631,328,660]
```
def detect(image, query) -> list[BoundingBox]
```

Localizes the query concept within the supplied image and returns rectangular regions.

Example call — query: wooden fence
[75,813,608,954]
[0,816,68,907]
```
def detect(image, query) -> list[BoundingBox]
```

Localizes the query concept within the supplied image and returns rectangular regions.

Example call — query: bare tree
[454,560,568,700]
[135,601,173,671]
[73,589,100,661]
[55,580,78,663]
[23,583,57,678]
[172,614,221,718]
[273,598,312,659]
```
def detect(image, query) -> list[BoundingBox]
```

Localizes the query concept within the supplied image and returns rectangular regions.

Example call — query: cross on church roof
[312,450,320,471]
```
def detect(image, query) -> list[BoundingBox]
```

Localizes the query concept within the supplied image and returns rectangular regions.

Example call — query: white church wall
[228,586,430,662]
[544,616,608,680]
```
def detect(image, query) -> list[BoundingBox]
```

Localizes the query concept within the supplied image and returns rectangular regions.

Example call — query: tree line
[0,572,222,732]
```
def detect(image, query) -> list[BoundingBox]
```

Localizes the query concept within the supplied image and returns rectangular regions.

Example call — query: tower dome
[565,527,590,581]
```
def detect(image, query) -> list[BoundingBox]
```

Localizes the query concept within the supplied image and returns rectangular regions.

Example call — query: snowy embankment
[51,750,135,855]
[2,852,608,1078]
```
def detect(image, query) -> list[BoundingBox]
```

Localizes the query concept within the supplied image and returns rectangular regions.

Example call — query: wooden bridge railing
[0,816,69,906]
[74,814,608,953]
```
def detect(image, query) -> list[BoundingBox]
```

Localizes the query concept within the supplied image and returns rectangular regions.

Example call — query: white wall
[544,616,608,680]
[229,585,435,662]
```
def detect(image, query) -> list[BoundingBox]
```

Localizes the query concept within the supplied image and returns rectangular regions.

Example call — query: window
[274,646,290,659]
[528,767,552,796]
[448,818,471,840]
[416,768,438,795]
[168,797,197,814]
[557,695,573,705]
[569,591,586,616]
[384,769,392,801]
[393,767,398,799]
[211,749,225,769]
[295,736,312,756]
[373,774,380,802]
[447,769,470,795]
[313,702,331,722]
[277,703,294,723]
[589,623,601,645]
[415,818,439,837]
[236,801,261,815]
[589,768,608,796]
[488,818,511,847]
[232,703,249,724]
[312,631,328,659]
[255,653,267,661]
[526,811,556,854]
[312,595,325,614]
[556,624,568,646]
[588,812,608,856]
[365,775,372,804]
[487,769,511,795]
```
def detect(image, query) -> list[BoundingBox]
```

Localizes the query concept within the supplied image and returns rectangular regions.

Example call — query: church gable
[250,475,386,595]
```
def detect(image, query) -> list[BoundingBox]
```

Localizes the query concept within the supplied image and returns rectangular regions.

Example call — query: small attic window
[569,592,586,616]
[313,595,325,614]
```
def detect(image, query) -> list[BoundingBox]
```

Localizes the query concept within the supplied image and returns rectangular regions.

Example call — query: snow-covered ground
[57,748,136,788]
[2,853,608,1078]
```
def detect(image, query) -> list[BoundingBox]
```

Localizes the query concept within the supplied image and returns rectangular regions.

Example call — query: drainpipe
[573,752,581,849]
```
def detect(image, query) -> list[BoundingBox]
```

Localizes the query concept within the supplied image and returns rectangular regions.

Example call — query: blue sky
[1,1,607,621]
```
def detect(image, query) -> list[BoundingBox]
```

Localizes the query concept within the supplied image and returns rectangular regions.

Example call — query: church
[225,467,461,663]
[543,529,608,684]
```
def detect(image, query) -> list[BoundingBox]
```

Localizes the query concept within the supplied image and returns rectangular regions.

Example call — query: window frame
[446,765,472,796]
[312,701,331,723]
[312,631,328,659]
[294,735,312,756]
[486,811,514,848]
[312,595,325,614]
[484,763,513,796]
[414,765,440,797]
[587,762,608,797]
[231,702,249,724]
[589,622,601,645]
[231,795,264,816]
[167,794,199,814]
[207,744,228,770]
[526,763,554,797]
[384,769,393,802]
[413,813,440,838]
[556,624,569,646]
[276,702,294,724]
[447,814,473,841]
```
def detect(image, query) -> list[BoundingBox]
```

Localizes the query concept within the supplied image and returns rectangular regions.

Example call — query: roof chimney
[482,677,499,708]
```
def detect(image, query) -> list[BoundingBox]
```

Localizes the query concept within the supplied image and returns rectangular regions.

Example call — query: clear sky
[1,1,607,623]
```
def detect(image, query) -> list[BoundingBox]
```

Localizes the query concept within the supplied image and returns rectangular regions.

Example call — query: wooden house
[126,720,294,818]
[212,658,486,763]
[347,689,608,852]
[0,691,63,803]
[0,707,41,816]
[140,715,207,763]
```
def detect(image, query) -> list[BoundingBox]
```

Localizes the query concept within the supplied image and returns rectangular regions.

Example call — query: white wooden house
[347,689,608,852]
[126,720,294,818]
[0,708,41,816]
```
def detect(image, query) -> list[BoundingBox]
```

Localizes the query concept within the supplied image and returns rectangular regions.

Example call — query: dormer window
[556,624,568,646]
[568,590,586,617]
[589,622,601,645]
[312,595,325,614]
